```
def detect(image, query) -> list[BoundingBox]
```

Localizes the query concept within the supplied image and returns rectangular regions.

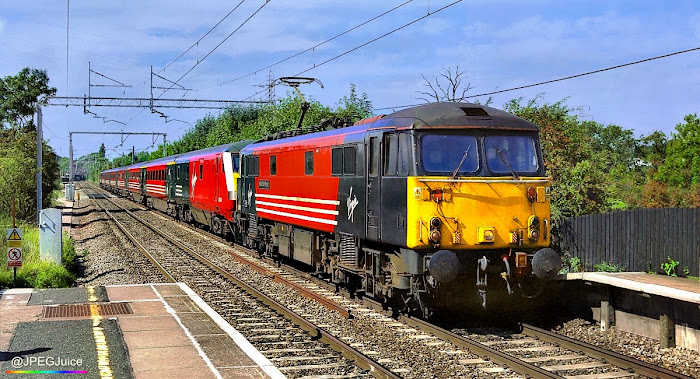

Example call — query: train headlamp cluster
[528,215,540,241]
[429,217,442,243]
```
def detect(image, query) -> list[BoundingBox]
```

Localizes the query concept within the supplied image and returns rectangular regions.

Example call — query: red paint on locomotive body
[251,134,350,233]
[188,151,235,221]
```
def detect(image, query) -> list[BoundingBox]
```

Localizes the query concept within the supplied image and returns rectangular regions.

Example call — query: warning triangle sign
[8,229,21,241]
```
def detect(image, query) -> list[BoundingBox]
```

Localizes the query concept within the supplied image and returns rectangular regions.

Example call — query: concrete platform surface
[563,272,700,304]
[0,283,284,379]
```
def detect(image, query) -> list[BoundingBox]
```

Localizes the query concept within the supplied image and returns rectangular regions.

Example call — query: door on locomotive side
[380,131,411,246]
[238,154,258,215]
[365,131,382,242]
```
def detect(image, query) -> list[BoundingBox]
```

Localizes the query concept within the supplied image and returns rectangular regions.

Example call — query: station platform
[0,283,284,379]
[562,272,700,304]
[560,272,700,351]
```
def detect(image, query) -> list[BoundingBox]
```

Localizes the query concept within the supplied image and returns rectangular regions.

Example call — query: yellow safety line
[87,286,113,379]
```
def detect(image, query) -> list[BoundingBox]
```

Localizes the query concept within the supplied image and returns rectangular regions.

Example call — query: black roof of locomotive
[374,102,540,131]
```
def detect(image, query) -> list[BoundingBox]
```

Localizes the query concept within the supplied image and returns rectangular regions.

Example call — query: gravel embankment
[555,319,700,378]
[72,193,166,285]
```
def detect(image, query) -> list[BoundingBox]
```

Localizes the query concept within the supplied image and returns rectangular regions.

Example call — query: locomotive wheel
[212,217,222,235]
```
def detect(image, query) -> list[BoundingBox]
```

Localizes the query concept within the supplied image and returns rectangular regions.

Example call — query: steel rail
[520,323,694,379]
[229,253,352,318]
[399,315,562,378]
[83,188,176,283]
[87,184,399,379]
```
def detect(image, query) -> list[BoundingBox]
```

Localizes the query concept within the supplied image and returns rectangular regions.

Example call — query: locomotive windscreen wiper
[451,145,471,179]
[492,145,520,180]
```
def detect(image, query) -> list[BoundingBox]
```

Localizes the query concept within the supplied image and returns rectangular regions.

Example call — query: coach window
[331,147,343,176]
[384,133,399,176]
[369,137,379,177]
[270,155,277,176]
[343,146,356,175]
[305,151,314,175]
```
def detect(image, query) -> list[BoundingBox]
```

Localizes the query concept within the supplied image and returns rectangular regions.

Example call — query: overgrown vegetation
[0,68,61,222]
[593,261,625,272]
[660,256,680,277]
[559,255,582,274]
[0,218,77,288]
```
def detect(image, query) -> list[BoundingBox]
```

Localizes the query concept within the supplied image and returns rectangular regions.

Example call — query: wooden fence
[554,208,700,276]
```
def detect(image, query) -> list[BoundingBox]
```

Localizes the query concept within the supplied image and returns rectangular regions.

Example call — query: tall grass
[0,215,76,288]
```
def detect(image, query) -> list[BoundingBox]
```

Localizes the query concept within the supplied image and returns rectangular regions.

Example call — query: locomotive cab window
[305,151,314,175]
[421,134,479,175]
[332,146,357,176]
[332,148,343,176]
[270,155,277,176]
[485,135,539,175]
[384,133,412,176]
[343,146,356,175]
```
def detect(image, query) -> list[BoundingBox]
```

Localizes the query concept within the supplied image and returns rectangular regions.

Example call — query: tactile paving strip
[42,303,133,318]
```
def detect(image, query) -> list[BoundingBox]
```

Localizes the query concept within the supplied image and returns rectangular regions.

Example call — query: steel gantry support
[67,131,167,197]
[46,96,268,110]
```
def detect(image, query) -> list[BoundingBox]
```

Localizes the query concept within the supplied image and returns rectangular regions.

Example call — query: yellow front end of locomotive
[406,177,551,250]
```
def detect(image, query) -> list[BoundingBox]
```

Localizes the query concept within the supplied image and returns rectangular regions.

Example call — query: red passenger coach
[128,167,140,195]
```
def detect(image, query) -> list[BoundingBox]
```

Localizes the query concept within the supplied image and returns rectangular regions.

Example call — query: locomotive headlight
[528,229,540,241]
[477,227,496,244]
[528,216,540,229]
[430,217,441,229]
[526,187,537,202]
[431,188,443,203]
[429,230,441,243]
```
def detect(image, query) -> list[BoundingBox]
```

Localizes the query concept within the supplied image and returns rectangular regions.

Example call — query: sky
[1,0,698,160]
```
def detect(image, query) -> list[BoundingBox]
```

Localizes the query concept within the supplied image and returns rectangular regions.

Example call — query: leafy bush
[62,233,77,274]
[661,256,679,277]
[559,254,582,274]
[0,221,77,289]
[594,261,625,272]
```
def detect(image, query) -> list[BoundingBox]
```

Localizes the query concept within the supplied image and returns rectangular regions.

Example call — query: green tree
[240,93,334,139]
[334,84,373,122]
[0,68,60,221]
[0,68,56,130]
[656,114,700,187]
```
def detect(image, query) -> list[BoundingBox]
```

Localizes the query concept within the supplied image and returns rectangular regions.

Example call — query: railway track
[83,184,693,379]
[81,186,399,378]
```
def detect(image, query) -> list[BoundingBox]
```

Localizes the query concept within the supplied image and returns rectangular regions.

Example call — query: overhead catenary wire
[242,0,462,101]
[201,0,414,90]
[157,0,247,74]
[157,0,272,99]
[373,46,700,111]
